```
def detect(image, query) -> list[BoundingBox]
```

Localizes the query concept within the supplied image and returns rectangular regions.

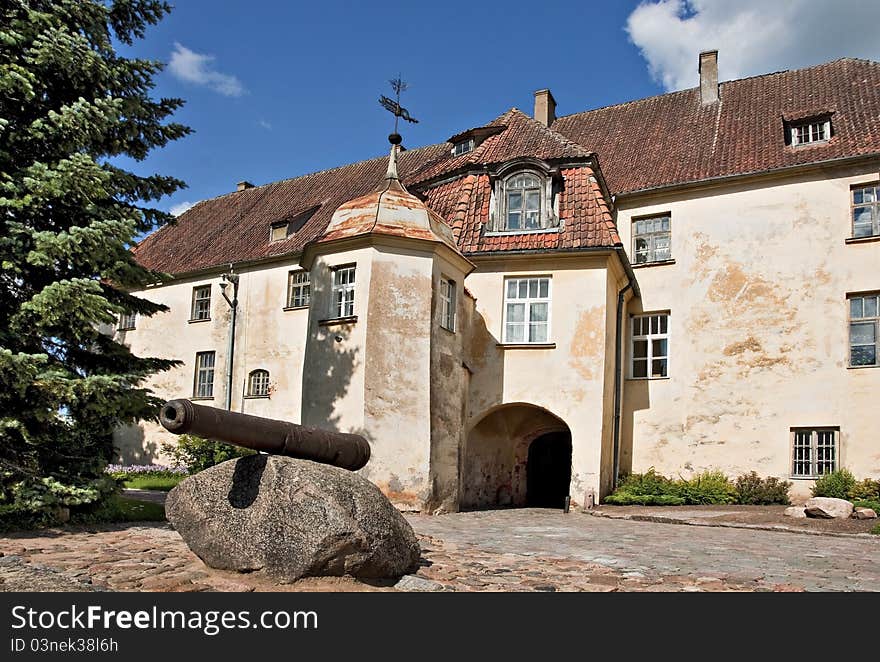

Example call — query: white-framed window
[632,214,671,264]
[790,119,830,146]
[503,277,551,343]
[440,277,456,332]
[852,183,879,238]
[849,293,879,367]
[631,313,669,378]
[118,312,137,330]
[193,351,215,398]
[287,270,310,308]
[452,139,474,156]
[247,369,270,397]
[504,173,543,231]
[792,428,838,478]
[190,285,211,321]
[331,265,356,318]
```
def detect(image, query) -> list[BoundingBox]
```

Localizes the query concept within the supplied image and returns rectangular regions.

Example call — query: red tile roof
[552,58,880,195]
[134,58,880,275]
[133,143,449,274]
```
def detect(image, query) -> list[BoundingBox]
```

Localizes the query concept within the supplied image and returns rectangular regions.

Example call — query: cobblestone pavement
[1,509,877,592]
[410,509,880,591]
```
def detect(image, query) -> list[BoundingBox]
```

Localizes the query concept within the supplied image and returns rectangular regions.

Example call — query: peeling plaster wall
[463,255,617,505]
[617,163,880,497]
[428,255,472,512]
[361,247,434,510]
[114,259,309,464]
[300,248,372,436]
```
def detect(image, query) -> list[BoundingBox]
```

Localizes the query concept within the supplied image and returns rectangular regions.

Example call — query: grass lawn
[94,495,166,522]
[122,474,185,491]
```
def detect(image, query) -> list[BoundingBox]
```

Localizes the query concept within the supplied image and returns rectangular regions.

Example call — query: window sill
[243,395,270,400]
[847,364,879,370]
[318,315,358,327]
[483,227,561,237]
[440,325,456,335]
[283,305,310,312]
[496,342,556,349]
[117,328,136,332]
[189,396,214,401]
[845,235,880,245]
[789,476,823,480]
[626,376,670,381]
[188,318,211,324]
[632,259,676,269]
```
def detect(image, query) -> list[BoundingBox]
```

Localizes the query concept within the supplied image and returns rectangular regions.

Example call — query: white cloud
[169,200,196,216]
[258,119,272,130]
[626,1,880,91]
[168,43,245,97]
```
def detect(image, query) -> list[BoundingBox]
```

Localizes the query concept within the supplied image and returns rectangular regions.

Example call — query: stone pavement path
[1,509,877,592]
[409,509,880,592]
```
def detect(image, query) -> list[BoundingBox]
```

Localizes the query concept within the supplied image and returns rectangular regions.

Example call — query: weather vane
[379,75,419,140]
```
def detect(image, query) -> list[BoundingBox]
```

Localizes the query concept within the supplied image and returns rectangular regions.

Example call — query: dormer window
[790,118,831,146]
[505,173,543,230]
[452,138,474,156]
[270,221,289,242]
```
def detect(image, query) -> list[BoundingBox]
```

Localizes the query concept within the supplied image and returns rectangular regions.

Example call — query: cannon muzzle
[160,399,370,471]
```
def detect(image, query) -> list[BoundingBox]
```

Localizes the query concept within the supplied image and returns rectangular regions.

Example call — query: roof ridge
[555,57,880,122]
[198,142,449,205]
[504,107,593,156]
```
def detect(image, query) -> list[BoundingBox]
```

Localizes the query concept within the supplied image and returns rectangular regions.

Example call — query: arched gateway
[462,403,572,509]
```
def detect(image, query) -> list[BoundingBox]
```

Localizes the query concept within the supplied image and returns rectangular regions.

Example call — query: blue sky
[116,0,880,218]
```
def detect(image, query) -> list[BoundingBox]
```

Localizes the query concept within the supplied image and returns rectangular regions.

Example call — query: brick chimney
[533,89,557,127]
[237,180,254,192]
[699,50,719,104]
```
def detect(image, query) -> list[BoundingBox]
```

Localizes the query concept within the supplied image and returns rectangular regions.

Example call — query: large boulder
[804,497,853,519]
[166,454,421,581]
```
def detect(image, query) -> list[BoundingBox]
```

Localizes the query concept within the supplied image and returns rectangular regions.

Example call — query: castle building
[118,53,880,510]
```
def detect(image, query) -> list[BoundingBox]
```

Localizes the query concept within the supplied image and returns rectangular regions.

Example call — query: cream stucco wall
[463,253,623,506]
[616,162,880,498]
[114,258,310,464]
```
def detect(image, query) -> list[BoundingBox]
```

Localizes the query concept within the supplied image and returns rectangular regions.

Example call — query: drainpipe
[611,244,639,491]
[220,267,240,411]
[612,281,631,490]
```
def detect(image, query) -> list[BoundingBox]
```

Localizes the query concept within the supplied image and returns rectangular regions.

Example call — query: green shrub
[871,522,880,536]
[734,471,792,505]
[811,468,856,499]
[162,434,255,474]
[615,468,678,496]
[848,478,880,502]
[852,500,880,514]
[674,470,737,505]
[603,493,685,506]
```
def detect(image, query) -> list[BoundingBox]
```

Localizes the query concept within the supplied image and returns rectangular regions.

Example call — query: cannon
[159,399,370,471]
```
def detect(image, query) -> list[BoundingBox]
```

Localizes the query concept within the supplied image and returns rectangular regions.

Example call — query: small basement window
[792,428,838,478]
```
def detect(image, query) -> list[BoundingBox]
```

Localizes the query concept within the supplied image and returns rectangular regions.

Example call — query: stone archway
[461,403,571,509]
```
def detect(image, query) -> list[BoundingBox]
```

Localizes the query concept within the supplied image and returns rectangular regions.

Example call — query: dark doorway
[526,431,572,508]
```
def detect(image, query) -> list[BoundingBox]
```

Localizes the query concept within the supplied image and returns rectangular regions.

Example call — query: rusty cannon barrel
[159,399,370,471]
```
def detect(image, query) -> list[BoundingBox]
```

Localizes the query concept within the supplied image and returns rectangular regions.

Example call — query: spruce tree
[0,0,188,524]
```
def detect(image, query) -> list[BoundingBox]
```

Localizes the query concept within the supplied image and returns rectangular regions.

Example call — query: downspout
[612,245,639,491]
[611,280,631,490]
[220,268,240,411]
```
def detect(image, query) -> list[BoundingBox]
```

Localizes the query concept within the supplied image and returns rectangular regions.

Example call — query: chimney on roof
[533,89,557,127]
[237,180,254,192]
[699,50,719,104]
